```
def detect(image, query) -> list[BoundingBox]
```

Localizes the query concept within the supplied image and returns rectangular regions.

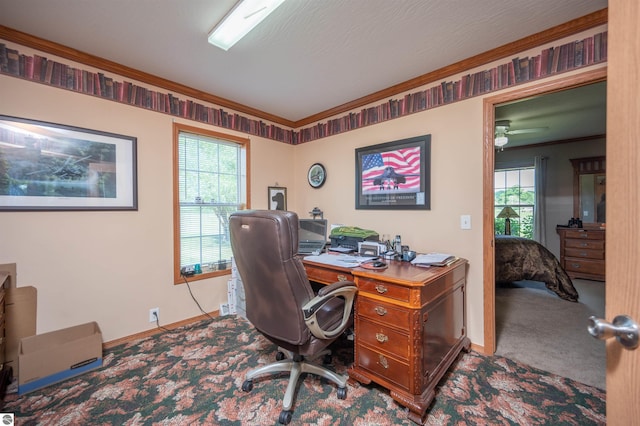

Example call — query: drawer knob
[571,263,581,268]
[378,355,389,369]
[375,284,388,294]
[337,275,348,282]
[374,306,387,316]
[375,333,388,343]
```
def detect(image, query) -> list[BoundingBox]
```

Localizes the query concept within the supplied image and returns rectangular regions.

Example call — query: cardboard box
[235,278,247,320]
[18,322,103,395]
[0,263,17,288]
[5,286,37,371]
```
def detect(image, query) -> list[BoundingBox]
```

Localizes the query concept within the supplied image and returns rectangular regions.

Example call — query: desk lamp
[497,206,519,235]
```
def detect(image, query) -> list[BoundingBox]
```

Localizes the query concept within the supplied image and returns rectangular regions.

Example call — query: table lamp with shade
[497,206,519,235]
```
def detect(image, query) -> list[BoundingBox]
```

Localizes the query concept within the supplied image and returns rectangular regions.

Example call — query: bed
[495,235,579,302]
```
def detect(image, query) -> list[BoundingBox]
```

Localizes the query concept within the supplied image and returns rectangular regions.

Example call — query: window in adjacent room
[173,123,249,283]
[494,166,534,238]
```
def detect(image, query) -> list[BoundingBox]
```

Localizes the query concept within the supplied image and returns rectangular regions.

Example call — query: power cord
[152,310,171,332]
[182,274,215,321]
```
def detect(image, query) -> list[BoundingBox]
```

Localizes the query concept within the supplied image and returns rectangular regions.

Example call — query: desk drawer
[357,317,410,360]
[305,266,353,284]
[356,344,410,391]
[357,297,411,331]
[358,278,410,303]
[565,247,604,260]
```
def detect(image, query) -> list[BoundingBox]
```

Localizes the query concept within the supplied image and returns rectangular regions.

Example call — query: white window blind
[177,130,246,270]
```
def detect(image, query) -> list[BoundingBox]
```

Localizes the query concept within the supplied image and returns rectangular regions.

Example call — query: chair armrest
[316,280,356,296]
[302,281,357,340]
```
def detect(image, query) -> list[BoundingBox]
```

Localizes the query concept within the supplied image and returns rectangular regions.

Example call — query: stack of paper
[410,253,457,267]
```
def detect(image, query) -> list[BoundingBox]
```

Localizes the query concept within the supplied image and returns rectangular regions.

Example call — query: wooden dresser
[303,257,469,425]
[556,227,605,281]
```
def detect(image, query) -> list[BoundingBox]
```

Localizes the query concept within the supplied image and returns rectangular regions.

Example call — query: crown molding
[295,8,607,127]
[0,8,607,130]
[0,24,296,129]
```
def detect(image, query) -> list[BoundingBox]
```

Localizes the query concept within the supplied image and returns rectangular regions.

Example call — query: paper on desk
[303,253,377,268]
[411,253,456,267]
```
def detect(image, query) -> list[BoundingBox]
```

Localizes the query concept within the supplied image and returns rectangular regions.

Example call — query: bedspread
[495,235,578,302]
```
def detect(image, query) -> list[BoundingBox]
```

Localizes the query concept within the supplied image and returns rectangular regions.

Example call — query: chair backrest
[229,210,315,346]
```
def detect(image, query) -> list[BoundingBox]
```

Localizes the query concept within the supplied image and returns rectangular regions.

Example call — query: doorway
[482,68,608,359]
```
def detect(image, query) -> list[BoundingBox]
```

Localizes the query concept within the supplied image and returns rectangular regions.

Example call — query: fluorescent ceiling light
[208,0,286,51]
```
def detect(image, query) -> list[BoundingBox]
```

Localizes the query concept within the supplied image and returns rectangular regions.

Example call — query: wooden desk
[303,257,470,425]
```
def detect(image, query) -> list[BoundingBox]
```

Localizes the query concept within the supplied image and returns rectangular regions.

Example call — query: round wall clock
[307,163,326,188]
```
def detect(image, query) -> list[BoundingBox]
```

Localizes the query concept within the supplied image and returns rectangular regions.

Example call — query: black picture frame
[268,186,287,210]
[0,115,137,211]
[355,134,431,210]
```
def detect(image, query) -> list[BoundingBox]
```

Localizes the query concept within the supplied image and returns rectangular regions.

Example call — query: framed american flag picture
[355,134,431,210]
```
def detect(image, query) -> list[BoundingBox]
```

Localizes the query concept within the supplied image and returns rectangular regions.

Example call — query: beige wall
[290,23,607,347]
[0,76,295,342]
[292,99,487,340]
[0,25,606,346]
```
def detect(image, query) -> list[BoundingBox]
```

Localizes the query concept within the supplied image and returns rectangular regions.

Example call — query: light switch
[460,215,471,230]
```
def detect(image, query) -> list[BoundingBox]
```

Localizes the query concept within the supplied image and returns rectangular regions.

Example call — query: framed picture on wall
[268,186,287,210]
[0,115,137,211]
[355,134,431,210]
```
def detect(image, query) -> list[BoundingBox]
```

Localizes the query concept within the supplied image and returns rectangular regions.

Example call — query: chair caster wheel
[241,380,253,392]
[276,351,286,361]
[337,387,347,399]
[279,410,293,424]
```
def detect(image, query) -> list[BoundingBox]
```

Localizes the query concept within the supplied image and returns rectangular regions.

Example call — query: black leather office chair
[229,210,356,424]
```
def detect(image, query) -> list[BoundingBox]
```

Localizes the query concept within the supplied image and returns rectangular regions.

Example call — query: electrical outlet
[149,308,159,323]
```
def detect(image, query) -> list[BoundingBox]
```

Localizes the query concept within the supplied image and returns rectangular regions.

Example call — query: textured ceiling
[0,0,607,125]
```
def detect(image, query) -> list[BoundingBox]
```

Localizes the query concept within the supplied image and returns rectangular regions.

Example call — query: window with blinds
[173,123,248,282]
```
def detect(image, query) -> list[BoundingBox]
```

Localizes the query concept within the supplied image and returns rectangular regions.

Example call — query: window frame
[494,166,535,238]
[172,123,250,284]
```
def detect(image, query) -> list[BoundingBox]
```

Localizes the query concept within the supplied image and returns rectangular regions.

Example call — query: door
[604,0,640,422]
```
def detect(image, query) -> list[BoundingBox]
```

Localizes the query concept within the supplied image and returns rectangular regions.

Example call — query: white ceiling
[0,0,607,128]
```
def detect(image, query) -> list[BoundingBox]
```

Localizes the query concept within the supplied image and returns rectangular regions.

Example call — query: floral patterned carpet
[4,315,605,425]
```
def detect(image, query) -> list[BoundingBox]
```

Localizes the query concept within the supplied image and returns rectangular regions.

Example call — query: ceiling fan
[494,120,547,149]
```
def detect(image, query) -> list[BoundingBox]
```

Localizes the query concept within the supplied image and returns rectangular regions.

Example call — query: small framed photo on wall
[268,186,287,210]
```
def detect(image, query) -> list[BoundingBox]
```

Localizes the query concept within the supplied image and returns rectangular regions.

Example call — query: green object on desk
[330,226,378,239]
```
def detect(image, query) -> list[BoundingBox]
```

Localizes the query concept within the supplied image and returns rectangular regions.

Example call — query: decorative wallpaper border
[297,31,607,143]
[0,30,606,145]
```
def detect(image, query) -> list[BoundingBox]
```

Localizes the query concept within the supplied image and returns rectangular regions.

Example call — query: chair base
[242,349,348,421]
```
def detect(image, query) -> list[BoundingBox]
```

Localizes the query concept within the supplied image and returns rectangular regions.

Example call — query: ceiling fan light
[494,135,508,147]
